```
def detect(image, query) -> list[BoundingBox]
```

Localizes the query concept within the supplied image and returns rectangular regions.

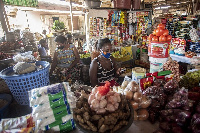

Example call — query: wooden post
[69,0,73,33]
[0,0,10,33]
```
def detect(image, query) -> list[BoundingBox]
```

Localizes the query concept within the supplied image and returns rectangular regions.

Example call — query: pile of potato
[119,81,151,121]
[73,90,131,133]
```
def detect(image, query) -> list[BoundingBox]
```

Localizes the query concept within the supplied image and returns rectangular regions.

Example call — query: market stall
[0,0,200,133]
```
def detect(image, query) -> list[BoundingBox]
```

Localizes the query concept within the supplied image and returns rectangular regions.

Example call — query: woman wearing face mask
[89,38,122,87]
[49,35,80,83]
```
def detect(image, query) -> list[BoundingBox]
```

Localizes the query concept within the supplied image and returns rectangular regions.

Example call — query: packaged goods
[44,119,75,132]
[2,127,35,133]
[33,105,71,121]
[36,114,73,129]
[148,42,170,58]
[0,114,34,131]
[29,82,76,132]
[132,67,146,83]
[150,62,164,73]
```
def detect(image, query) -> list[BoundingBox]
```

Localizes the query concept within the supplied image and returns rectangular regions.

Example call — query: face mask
[58,46,64,49]
[102,52,111,58]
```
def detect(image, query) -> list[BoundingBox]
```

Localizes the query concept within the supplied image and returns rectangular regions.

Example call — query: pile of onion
[122,81,151,120]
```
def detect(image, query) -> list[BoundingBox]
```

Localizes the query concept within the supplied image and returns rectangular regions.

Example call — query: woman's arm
[89,59,98,87]
[49,52,58,75]
[69,46,80,69]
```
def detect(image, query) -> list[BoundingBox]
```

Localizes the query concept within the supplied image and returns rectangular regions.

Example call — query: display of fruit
[149,23,172,42]
[179,70,200,90]
[165,88,190,110]
[164,80,179,95]
[158,88,195,133]
[191,102,200,133]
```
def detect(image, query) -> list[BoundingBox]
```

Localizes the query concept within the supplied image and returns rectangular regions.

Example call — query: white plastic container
[149,57,168,63]
[150,62,164,73]
[132,67,146,83]
[149,57,168,73]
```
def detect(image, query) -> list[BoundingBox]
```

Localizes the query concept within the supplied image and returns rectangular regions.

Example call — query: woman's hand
[116,68,126,75]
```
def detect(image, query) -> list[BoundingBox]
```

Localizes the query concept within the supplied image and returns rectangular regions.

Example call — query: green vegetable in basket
[52,20,65,30]
[80,53,90,59]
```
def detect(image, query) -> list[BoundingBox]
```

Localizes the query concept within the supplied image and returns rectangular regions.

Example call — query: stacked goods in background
[89,10,152,46]
[148,23,172,73]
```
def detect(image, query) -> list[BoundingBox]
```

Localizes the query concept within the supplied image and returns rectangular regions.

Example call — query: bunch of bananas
[111,51,124,62]
[80,53,91,59]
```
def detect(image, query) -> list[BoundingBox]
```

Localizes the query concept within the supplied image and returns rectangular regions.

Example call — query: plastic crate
[0,61,50,105]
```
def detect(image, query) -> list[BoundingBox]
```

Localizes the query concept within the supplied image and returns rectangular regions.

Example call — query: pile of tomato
[149,23,172,42]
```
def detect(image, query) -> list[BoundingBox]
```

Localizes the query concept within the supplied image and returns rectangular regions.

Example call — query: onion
[130,100,139,110]
[139,95,151,108]
[125,81,139,92]
[137,109,149,120]
[133,92,143,103]
[134,110,138,120]
[124,91,133,100]
[121,81,129,89]
[196,105,200,113]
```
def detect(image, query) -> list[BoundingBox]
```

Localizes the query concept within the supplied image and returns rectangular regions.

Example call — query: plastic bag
[29,83,76,132]
[13,51,35,62]
[29,82,76,109]
[0,114,34,131]
[36,114,73,129]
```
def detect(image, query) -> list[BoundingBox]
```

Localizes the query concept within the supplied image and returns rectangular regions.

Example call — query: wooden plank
[69,0,74,33]
[0,0,9,33]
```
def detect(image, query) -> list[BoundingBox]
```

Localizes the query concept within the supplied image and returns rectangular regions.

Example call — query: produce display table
[71,121,159,133]
[170,54,192,64]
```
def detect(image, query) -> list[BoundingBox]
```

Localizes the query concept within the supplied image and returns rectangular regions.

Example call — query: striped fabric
[95,57,115,83]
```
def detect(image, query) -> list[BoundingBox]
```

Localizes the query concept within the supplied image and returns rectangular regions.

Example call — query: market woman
[89,38,122,87]
[50,35,80,83]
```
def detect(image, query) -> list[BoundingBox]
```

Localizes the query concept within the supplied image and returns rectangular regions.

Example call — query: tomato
[148,34,154,41]
[159,35,167,42]
[166,35,172,42]
[153,29,156,35]
[156,28,164,37]
[163,29,169,36]
[152,36,159,42]
[157,23,165,29]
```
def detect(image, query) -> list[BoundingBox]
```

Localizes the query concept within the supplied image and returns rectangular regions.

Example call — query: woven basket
[0,78,11,94]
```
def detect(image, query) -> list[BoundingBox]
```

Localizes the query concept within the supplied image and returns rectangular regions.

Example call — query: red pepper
[98,81,111,96]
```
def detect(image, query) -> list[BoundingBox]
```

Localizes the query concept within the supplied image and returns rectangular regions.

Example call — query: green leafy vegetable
[52,20,65,30]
